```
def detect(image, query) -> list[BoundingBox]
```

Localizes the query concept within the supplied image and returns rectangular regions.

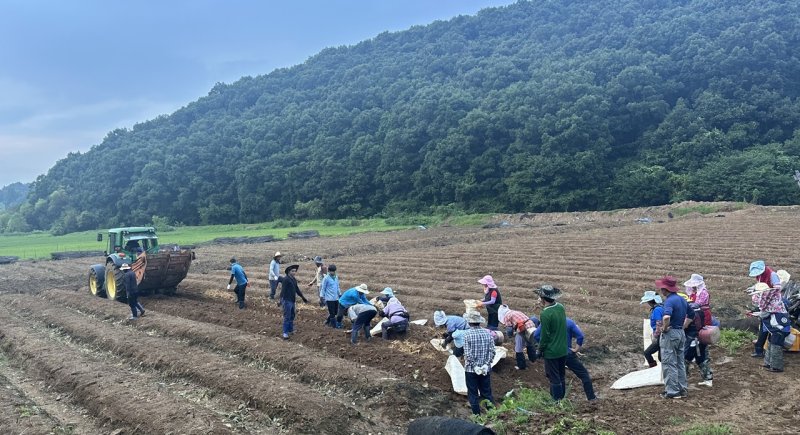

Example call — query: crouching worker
[498,304,537,370]
[348,303,377,345]
[434,310,468,349]
[462,311,495,415]
[379,294,409,339]
[336,284,370,329]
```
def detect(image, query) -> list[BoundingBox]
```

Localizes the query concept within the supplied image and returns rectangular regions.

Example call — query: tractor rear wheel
[105,263,128,302]
[88,267,106,298]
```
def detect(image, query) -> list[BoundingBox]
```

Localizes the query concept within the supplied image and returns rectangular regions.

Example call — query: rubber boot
[515,352,527,370]
[382,328,389,340]
[769,343,784,372]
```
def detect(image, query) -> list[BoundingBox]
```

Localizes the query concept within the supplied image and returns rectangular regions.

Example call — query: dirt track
[1,203,800,433]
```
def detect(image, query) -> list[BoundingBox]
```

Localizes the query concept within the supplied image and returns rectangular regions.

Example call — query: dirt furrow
[2,293,379,435]
[0,304,233,434]
[40,289,457,424]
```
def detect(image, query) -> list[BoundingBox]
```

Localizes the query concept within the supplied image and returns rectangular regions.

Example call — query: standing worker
[656,275,689,399]
[475,275,502,330]
[277,264,308,339]
[227,257,249,310]
[748,260,783,358]
[462,311,496,415]
[307,256,327,306]
[268,252,282,300]
[641,290,664,368]
[749,279,789,372]
[562,318,597,402]
[536,284,568,401]
[122,263,144,320]
[319,264,340,327]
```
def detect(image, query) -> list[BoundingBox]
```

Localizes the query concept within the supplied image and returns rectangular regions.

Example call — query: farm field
[1,203,799,433]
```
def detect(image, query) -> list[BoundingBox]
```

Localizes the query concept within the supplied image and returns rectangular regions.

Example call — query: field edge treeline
[2,0,800,235]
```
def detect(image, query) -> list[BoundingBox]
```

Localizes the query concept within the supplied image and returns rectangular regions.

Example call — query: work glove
[226,284,231,290]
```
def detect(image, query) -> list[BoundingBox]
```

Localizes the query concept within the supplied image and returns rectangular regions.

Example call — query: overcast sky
[0,0,514,188]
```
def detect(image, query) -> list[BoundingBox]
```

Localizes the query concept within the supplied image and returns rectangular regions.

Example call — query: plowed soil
[1,202,799,434]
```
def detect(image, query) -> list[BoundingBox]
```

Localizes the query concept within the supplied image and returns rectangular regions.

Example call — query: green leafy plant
[718,328,757,355]
[471,387,612,435]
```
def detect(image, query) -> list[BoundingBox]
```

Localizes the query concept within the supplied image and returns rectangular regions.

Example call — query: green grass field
[0,215,492,260]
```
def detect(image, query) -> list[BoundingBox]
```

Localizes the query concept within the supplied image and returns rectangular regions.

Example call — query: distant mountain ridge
[4,0,800,234]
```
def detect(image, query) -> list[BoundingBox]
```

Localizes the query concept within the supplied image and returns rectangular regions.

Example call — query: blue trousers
[565,352,596,400]
[465,371,494,415]
[269,280,279,299]
[282,301,295,334]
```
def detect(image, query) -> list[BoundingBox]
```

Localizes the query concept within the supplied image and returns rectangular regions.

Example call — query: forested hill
[5,0,800,234]
[0,183,29,211]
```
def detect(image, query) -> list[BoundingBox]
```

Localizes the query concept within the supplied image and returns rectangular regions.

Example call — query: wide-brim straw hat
[534,284,562,299]
[120,263,131,270]
[284,264,299,274]
[465,311,485,324]
[356,283,369,294]
[777,270,791,286]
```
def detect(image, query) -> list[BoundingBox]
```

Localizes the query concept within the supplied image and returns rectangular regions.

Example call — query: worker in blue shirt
[227,257,248,309]
[534,317,597,402]
[335,284,370,328]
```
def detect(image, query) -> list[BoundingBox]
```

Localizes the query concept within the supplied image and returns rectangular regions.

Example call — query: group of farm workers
[221,252,795,412]
[642,259,793,400]
[434,275,596,414]
[227,253,409,343]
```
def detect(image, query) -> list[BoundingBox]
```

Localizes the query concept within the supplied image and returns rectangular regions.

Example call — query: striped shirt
[463,327,495,373]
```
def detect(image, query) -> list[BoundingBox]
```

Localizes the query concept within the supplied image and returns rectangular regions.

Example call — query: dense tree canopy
[3,0,800,233]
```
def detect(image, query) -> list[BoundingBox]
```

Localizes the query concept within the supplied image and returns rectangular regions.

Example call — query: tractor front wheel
[105,263,128,302]
[88,267,106,298]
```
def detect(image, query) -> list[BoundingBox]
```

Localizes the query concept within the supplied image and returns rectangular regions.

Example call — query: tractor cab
[99,227,160,262]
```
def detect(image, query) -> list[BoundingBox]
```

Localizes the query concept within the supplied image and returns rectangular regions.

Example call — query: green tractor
[88,227,194,301]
